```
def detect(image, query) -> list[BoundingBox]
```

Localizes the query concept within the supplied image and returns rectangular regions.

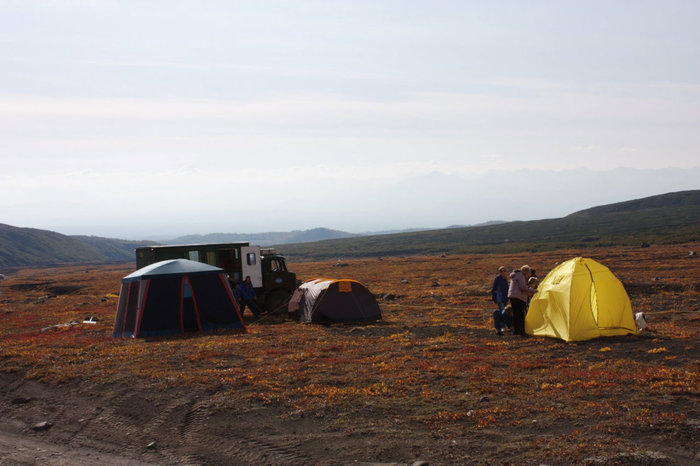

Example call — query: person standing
[508,265,537,336]
[527,276,539,309]
[236,276,261,318]
[491,266,510,335]
[491,266,510,310]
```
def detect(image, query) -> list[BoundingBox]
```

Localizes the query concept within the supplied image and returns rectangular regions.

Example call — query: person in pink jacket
[508,265,537,336]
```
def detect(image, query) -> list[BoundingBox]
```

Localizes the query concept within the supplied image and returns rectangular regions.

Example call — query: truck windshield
[270,259,287,272]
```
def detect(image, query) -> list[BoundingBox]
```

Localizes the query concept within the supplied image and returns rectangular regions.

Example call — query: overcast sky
[1,1,699,239]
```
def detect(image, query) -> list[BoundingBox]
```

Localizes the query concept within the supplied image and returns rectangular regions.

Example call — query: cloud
[4,79,698,128]
[2,78,700,182]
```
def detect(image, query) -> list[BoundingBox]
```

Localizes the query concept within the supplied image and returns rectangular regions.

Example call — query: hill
[0,224,106,268]
[278,190,700,260]
[0,225,359,268]
[0,224,150,268]
[69,235,153,262]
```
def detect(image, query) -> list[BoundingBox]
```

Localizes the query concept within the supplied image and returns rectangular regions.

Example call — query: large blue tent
[113,259,246,338]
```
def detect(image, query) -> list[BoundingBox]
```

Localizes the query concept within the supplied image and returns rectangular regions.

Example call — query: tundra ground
[1,244,698,465]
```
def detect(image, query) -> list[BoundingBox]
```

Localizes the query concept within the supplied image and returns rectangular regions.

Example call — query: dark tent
[288,278,382,323]
[113,259,246,338]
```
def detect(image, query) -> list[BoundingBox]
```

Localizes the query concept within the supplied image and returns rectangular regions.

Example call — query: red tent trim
[117,282,132,336]
[134,279,151,338]
[183,275,203,331]
[220,273,246,330]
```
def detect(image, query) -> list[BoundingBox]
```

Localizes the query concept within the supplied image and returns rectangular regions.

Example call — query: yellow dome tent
[525,257,637,342]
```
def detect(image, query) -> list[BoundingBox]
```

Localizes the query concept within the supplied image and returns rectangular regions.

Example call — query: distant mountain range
[0,190,698,268]
[162,223,507,246]
[163,227,358,246]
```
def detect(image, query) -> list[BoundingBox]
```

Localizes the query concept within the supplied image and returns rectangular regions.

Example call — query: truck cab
[259,248,298,310]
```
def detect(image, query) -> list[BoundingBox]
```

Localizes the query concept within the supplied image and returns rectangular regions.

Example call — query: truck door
[241,246,263,288]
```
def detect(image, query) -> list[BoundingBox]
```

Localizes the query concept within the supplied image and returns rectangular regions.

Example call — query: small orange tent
[288,278,381,323]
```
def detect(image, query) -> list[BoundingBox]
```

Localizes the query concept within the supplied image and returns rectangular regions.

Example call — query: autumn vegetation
[1,243,698,464]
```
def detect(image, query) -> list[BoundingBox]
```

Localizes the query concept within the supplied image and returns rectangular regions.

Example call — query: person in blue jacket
[491,266,511,335]
[236,276,261,318]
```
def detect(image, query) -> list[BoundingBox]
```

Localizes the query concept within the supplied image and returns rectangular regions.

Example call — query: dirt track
[0,429,150,465]
[0,370,424,465]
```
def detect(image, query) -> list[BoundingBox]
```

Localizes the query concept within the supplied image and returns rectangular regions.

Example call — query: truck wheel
[265,289,291,312]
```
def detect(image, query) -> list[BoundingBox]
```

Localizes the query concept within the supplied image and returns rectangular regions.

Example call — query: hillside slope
[568,188,700,216]
[0,224,150,268]
[70,236,153,262]
[0,224,106,267]
[279,190,700,260]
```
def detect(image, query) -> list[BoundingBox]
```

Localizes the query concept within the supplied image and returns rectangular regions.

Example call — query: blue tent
[113,259,246,338]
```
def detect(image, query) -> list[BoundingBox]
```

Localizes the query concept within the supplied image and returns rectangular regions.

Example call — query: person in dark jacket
[491,266,510,310]
[491,266,511,335]
[236,276,261,318]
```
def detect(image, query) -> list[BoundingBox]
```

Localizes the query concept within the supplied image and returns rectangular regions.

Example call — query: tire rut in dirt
[170,399,309,465]
[67,389,145,457]
[168,399,210,465]
[205,434,310,466]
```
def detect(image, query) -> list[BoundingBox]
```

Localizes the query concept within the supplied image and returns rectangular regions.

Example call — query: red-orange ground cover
[0,245,698,464]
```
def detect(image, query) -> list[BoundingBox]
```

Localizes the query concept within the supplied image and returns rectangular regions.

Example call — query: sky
[1,1,699,240]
